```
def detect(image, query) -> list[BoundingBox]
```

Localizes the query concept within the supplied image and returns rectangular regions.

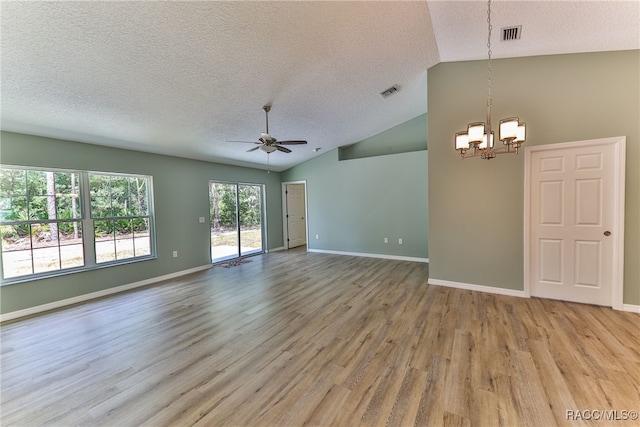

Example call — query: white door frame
[281,180,308,250]
[523,136,626,309]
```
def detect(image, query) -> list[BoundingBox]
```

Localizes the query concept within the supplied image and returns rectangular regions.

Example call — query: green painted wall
[339,113,428,159]
[428,50,640,304]
[283,148,428,259]
[0,131,283,313]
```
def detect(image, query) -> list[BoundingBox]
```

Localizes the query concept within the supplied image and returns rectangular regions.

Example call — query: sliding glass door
[238,184,263,257]
[209,182,264,262]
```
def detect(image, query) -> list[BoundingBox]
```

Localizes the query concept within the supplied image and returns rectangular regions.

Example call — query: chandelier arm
[461,146,518,159]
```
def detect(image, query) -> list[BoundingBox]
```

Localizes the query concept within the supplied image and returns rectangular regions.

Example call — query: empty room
[1,1,639,426]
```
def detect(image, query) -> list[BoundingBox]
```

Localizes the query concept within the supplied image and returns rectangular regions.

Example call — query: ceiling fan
[233,105,307,154]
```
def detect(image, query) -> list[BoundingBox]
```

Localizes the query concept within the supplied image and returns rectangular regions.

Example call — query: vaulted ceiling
[2,1,638,171]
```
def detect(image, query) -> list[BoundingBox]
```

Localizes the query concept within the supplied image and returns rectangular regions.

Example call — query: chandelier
[454,0,526,159]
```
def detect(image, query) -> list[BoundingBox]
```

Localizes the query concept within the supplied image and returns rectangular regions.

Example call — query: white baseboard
[308,248,428,263]
[621,304,640,313]
[0,264,212,323]
[266,246,286,253]
[428,278,527,298]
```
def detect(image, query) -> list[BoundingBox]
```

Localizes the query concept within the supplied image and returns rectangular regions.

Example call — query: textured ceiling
[1,1,638,172]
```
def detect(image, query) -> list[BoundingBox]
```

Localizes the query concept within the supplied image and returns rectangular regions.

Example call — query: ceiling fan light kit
[454,0,526,160]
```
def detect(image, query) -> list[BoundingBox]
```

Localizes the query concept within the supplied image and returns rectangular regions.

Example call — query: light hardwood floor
[1,250,639,426]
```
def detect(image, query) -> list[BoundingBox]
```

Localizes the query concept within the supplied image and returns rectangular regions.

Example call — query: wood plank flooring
[1,249,639,426]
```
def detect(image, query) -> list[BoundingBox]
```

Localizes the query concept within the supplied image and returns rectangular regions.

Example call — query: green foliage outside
[0,169,80,239]
[0,169,150,240]
[89,174,149,236]
[209,183,261,230]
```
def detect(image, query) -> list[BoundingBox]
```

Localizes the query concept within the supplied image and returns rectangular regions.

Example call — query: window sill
[0,255,157,286]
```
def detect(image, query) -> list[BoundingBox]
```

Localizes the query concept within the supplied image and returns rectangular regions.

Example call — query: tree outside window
[0,167,154,281]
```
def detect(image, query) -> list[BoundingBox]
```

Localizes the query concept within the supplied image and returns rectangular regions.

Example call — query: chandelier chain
[453,0,526,160]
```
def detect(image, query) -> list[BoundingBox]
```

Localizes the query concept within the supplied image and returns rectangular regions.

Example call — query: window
[90,174,152,263]
[0,167,154,282]
[0,169,83,278]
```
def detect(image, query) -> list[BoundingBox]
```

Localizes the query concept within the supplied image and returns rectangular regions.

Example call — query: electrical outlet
[398,238,403,245]
[384,237,388,243]
[315,234,319,240]
[198,217,205,223]
[172,251,178,258]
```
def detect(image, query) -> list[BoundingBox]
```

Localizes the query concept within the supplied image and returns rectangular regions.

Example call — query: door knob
[604,231,611,236]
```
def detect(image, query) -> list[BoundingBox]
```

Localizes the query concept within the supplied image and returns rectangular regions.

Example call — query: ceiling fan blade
[275,145,292,153]
[227,140,258,144]
[277,140,307,145]
[246,146,261,152]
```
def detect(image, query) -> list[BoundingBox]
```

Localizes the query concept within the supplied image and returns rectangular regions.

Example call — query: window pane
[210,182,239,262]
[1,196,27,221]
[1,223,29,242]
[55,172,81,219]
[0,169,26,196]
[29,196,52,220]
[113,219,132,260]
[95,220,116,263]
[26,170,47,196]
[115,237,133,260]
[130,178,148,215]
[60,222,83,269]
[25,170,56,222]
[31,223,60,273]
[239,185,263,256]
[32,247,60,274]
[90,175,112,218]
[1,234,33,278]
[0,198,11,221]
[114,218,132,235]
[91,196,112,218]
[56,197,73,219]
[54,172,73,191]
[133,218,150,256]
[59,220,82,241]
[110,176,129,217]
[31,223,59,249]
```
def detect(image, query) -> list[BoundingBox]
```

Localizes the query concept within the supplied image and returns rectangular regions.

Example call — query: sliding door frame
[209,180,266,263]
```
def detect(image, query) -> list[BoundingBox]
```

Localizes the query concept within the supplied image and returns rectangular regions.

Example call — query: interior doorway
[209,181,265,262]
[282,181,307,250]
[524,136,626,308]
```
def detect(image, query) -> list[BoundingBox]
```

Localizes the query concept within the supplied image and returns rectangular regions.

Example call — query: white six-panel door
[286,184,307,249]
[526,137,625,307]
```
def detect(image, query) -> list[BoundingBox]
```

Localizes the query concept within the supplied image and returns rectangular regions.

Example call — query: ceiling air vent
[380,85,400,99]
[501,26,522,41]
